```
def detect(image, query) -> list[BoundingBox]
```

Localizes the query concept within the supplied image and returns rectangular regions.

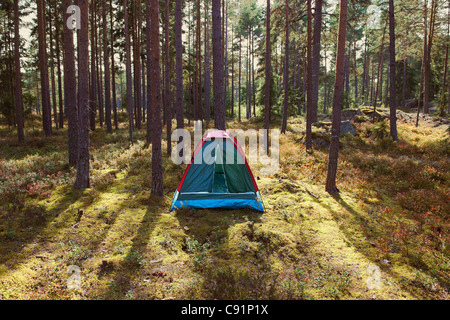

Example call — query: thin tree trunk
[103,0,112,133]
[264,0,271,153]
[124,0,134,142]
[354,40,358,104]
[373,19,387,122]
[325,0,348,194]
[49,13,58,129]
[238,33,242,122]
[63,0,77,166]
[133,0,142,129]
[110,0,118,130]
[204,0,211,123]
[90,0,97,131]
[13,0,24,143]
[75,0,90,189]
[224,1,229,115]
[212,0,225,130]
[305,0,313,150]
[55,1,64,129]
[251,28,256,117]
[323,50,327,113]
[37,0,52,136]
[417,0,428,125]
[281,0,289,134]
[141,56,146,122]
[231,26,234,119]
[165,0,171,155]
[311,0,323,123]
[148,0,164,196]
[424,0,437,114]
[345,53,349,109]
[246,30,250,120]
[362,34,367,103]
[402,56,407,107]
[96,10,104,127]
[389,0,398,140]
[175,0,184,130]
[187,2,192,125]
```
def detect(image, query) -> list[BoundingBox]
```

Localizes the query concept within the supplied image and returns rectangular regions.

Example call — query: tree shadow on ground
[0,186,84,269]
[173,207,309,300]
[325,193,447,298]
[92,194,165,299]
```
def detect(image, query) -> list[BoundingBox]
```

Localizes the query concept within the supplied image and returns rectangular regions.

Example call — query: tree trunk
[388,0,398,141]
[264,0,271,152]
[225,2,229,115]
[311,0,323,123]
[345,53,349,109]
[238,33,242,122]
[373,20,387,122]
[103,0,113,133]
[281,0,289,134]
[90,0,97,131]
[325,0,348,194]
[424,0,437,114]
[13,0,24,143]
[194,0,201,121]
[110,0,118,130]
[165,0,171,156]
[212,0,225,130]
[96,10,104,127]
[63,0,78,166]
[417,0,428,124]
[124,0,134,142]
[75,0,90,189]
[305,0,313,150]
[204,0,211,124]
[354,40,358,104]
[133,0,142,129]
[148,0,164,196]
[402,56,407,107]
[55,1,64,129]
[251,28,256,117]
[323,50,327,113]
[37,0,52,136]
[49,13,58,129]
[175,0,184,130]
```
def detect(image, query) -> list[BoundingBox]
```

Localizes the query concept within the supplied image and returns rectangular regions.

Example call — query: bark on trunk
[37,0,52,136]
[148,0,164,196]
[175,0,184,129]
[103,0,113,133]
[311,0,323,123]
[124,0,134,142]
[305,0,313,150]
[63,0,78,166]
[325,0,348,194]
[264,0,271,153]
[389,0,398,141]
[212,0,225,130]
[13,0,24,143]
[75,0,90,189]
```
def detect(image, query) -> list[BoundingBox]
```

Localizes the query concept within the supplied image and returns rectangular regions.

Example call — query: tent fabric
[170,130,264,212]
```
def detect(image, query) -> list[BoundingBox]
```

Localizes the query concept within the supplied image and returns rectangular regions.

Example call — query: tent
[170,130,264,212]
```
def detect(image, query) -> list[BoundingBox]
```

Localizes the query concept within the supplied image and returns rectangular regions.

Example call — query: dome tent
[170,130,264,212]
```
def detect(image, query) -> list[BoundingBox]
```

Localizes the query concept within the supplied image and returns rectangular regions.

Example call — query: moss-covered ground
[0,110,448,300]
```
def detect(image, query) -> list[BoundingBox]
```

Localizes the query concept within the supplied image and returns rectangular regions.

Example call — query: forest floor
[0,108,449,300]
